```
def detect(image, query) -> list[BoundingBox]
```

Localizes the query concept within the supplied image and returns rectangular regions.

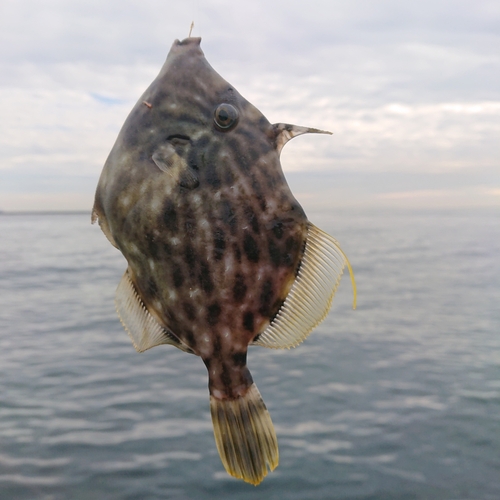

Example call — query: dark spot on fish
[222,161,235,185]
[221,200,237,233]
[207,303,221,326]
[221,363,232,390]
[145,233,159,258]
[232,352,247,367]
[183,302,196,320]
[259,279,274,317]
[233,243,242,263]
[213,228,226,261]
[236,129,260,160]
[286,234,299,249]
[213,335,222,357]
[272,221,284,239]
[251,178,266,211]
[284,236,299,267]
[227,137,250,172]
[172,265,184,288]
[202,141,222,187]
[268,239,281,267]
[232,274,247,303]
[184,328,196,348]
[163,241,172,256]
[184,210,197,237]
[244,205,260,233]
[185,219,196,236]
[187,146,199,172]
[243,311,254,332]
[162,200,178,233]
[132,208,141,225]
[203,136,221,165]
[205,160,221,188]
[185,243,196,267]
[243,233,259,263]
[249,146,261,163]
[199,261,214,294]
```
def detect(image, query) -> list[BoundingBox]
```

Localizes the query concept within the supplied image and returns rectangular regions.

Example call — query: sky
[0,0,499,211]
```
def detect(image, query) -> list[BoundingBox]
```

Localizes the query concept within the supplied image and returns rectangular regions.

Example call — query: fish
[92,37,356,485]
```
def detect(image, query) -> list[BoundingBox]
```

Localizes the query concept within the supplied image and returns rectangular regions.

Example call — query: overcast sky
[0,0,499,211]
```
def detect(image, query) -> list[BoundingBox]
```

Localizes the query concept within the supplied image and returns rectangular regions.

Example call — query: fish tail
[210,383,278,485]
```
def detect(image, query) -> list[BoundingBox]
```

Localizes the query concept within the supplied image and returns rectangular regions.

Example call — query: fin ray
[152,145,199,189]
[252,223,356,349]
[115,269,192,353]
[210,384,278,485]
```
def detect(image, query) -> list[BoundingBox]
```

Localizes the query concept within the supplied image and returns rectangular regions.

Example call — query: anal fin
[252,222,356,349]
[115,269,193,354]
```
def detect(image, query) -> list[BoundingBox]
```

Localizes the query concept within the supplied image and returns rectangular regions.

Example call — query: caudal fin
[210,383,278,485]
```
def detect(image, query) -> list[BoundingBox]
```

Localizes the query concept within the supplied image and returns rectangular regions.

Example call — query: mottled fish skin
[93,37,355,485]
[94,38,307,399]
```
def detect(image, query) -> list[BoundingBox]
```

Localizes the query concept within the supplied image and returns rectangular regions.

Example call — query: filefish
[92,37,356,485]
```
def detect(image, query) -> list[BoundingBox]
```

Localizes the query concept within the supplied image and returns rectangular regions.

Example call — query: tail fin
[210,383,279,485]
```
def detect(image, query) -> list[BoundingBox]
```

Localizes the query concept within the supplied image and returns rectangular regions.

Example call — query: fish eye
[214,103,239,130]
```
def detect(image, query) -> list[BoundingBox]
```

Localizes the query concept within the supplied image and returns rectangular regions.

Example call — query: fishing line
[189,0,200,37]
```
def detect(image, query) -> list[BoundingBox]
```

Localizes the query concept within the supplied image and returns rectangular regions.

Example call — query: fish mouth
[167,134,191,146]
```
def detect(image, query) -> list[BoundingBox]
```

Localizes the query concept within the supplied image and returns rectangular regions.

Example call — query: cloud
[0,0,499,210]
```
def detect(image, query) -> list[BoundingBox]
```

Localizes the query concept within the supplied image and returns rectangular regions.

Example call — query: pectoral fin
[252,223,356,349]
[152,144,199,189]
[115,269,193,354]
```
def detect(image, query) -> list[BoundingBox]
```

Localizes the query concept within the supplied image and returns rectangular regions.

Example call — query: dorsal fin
[115,269,193,354]
[252,223,356,349]
[271,123,332,155]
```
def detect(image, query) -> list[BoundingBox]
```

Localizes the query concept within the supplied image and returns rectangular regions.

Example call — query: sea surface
[0,210,499,500]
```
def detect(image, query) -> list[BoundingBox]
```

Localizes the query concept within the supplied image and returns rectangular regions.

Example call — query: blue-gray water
[0,210,499,500]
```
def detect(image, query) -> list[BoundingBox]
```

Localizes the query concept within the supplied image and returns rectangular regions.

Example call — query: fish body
[93,37,355,485]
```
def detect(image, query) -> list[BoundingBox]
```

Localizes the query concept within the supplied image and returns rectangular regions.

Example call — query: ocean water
[0,210,499,500]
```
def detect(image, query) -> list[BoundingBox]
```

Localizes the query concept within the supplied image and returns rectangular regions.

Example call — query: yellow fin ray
[252,222,356,350]
[115,269,192,353]
[210,384,278,485]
